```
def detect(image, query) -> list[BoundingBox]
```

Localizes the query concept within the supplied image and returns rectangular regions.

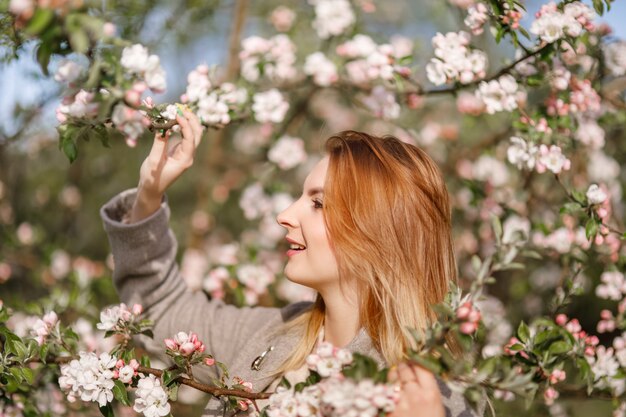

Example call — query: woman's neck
[319,286,360,347]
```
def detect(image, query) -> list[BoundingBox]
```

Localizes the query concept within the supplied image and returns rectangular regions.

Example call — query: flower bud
[129,359,140,370]
[460,321,478,334]
[555,314,567,326]
[164,338,177,350]
[179,342,196,356]
[115,359,125,369]
[204,357,215,366]
[132,304,143,315]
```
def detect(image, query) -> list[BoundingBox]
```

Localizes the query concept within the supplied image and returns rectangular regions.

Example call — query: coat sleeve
[100,189,286,378]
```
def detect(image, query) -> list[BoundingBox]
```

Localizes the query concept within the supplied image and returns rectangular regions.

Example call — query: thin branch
[54,356,272,400]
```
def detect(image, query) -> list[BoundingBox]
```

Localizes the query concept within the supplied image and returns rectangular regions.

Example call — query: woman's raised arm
[129,109,204,223]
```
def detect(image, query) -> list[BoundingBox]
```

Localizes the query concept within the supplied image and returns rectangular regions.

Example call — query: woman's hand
[388,362,445,417]
[129,110,204,223]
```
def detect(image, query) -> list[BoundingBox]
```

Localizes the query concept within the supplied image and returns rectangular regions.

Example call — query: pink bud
[204,357,215,366]
[180,94,189,103]
[113,370,119,379]
[584,346,595,356]
[189,333,198,344]
[124,90,141,107]
[468,310,481,323]
[555,314,567,326]
[600,310,612,320]
[116,359,125,369]
[197,343,206,353]
[164,338,178,350]
[103,22,116,37]
[238,400,249,411]
[587,335,599,346]
[456,302,472,320]
[614,338,625,350]
[460,321,478,335]
[132,304,143,315]
[129,359,139,370]
[179,342,196,356]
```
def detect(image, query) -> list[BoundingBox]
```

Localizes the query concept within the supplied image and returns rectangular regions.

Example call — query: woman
[100,110,481,417]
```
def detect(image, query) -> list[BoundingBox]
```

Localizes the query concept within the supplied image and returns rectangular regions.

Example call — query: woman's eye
[313,199,324,209]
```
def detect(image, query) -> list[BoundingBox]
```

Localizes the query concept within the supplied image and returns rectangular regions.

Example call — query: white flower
[535,144,571,174]
[464,3,489,35]
[507,136,537,170]
[596,271,626,301]
[362,86,400,120]
[121,44,151,73]
[304,52,338,87]
[427,31,487,85]
[336,34,377,58]
[502,215,530,245]
[31,311,58,345]
[240,34,297,83]
[239,183,272,220]
[160,105,177,120]
[586,184,607,205]
[145,66,167,93]
[476,74,520,114]
[133,374,171,417]
[472,155,509,187]
[604,41,626,76]
[588,151,620,183]
[185,65,211,102]
[268,136,307,170]
[59,352,117,408]
[9,0,35,15]
[575,119,605,149]
[197,93,230,125]
[252,89,289,123]
[96,303,133,331]
[236,264,275,294]
[54,60,83,84]
[118,365,135,384]
[311,0,355,39]
[57,90,99,119]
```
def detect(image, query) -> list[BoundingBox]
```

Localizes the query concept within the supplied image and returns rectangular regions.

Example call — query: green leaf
[25,8,55,36]
[140,329,154,339]
[20,367,34,385]
[549,341,571,355]
[592,0,604,14]
[162,368,183,387]
[99,403,114,417]
[517,321,530,344]
[140,355,151,368]
[113,380,131,406]
[168,382,179,401]
[68,28,90,54]
[560,202,581,214]
[585,218,598,240]
[278,376,291,389]
[491,215,502,246]
[61,136,78,163]
[35,43,53,75]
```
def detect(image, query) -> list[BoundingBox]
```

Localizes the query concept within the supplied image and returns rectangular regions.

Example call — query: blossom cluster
[530,2,595,43]
[507,137,571,175]
[336,34,412,85]
[306,342,354,377]
[426,31,488,86]
[475,74,523,114]
[164,331,206,357]
[240,35,297,83]
[58,352,117,407]
[309,0,355,39]
[113,358,140,383]
[252,89,290,124]
[268,135,308,170]
[120,44,167,93]
[96,303,143,332]
[31,311,59,345]
[266,342,396,417]
[180,65,248,126]
[133,374,171,417]
[455,301,481,334]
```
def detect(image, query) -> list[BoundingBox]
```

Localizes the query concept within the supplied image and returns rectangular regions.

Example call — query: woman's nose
[276,203,297,229]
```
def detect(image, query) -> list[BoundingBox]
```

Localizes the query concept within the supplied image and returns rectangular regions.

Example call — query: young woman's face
[276,156,340,292]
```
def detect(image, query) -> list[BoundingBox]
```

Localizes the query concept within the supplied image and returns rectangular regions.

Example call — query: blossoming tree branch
[1,0,626,416]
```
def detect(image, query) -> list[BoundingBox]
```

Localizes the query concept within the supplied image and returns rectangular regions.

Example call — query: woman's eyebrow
[306,187,324,197]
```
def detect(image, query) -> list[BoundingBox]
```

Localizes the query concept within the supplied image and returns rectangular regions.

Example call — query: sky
[0,1,624,140]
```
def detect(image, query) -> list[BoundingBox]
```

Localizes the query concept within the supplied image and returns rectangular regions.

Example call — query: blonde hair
[277,131,456,371]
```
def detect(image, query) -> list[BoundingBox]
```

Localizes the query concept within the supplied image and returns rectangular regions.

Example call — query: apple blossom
[268,135,307,170]
[310,0,355,39]
[586,184,608,205]
[604,41,626,76]
[464,3,489,35]
[133,374,171,417]
[270,6,296,32]
[426,31,488,86]
[476,74,521,114]
[361,86,400,120]
[54,60,83,84]
[596,271,626,301]
[252,89,289,123]
[59,352,117,407]
[304,52,338,87]
[535,144,571,174]
[507,136,538,170]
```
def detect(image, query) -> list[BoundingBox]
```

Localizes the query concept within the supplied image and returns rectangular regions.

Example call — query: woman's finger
[148,130,170,162]
[185,110,203,147]
[176,113,195,160]
[412,364,440,392]
[397,362,419,386]
[387,366,399,383]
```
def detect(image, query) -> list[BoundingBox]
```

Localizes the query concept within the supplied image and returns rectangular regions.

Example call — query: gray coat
[101,189,482,417]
